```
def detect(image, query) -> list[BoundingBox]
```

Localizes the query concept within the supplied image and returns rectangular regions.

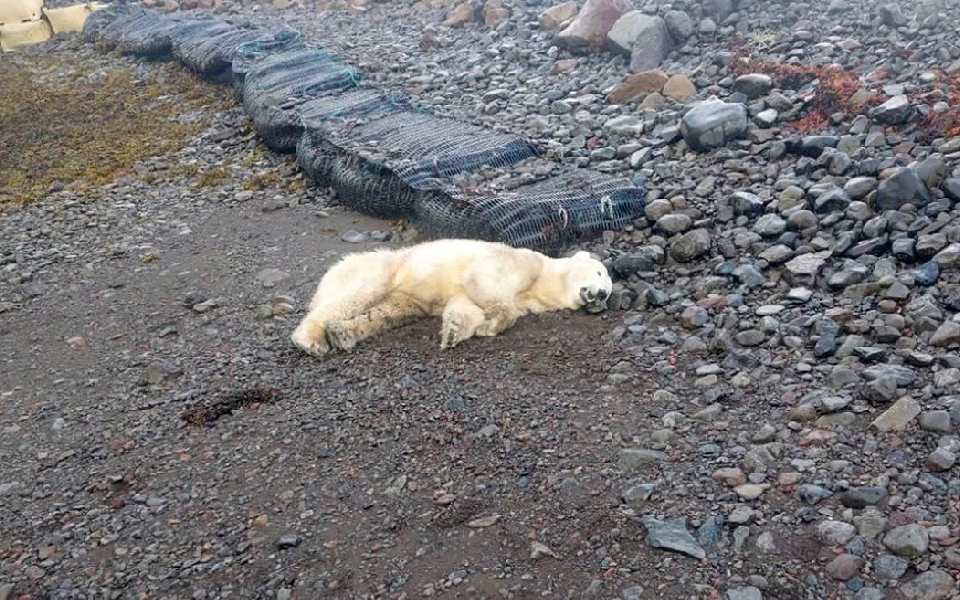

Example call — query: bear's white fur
[290,239,612,356]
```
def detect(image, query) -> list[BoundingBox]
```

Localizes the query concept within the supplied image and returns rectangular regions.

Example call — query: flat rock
[608,70,668,104]
[662,73,696,101]
[540,1,578,30]
[871,396,921,432]
[642,517,706,560]
[680,98,748,152]
[619,448,667,471]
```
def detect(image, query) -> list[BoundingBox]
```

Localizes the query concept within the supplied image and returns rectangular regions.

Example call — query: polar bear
[289,239,613,357]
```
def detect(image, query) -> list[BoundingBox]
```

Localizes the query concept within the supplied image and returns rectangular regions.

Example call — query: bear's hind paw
[325,321,358,351]
[290,329,331,358]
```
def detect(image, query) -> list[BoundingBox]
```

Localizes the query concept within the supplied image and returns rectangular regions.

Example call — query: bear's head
[565,251,613,311]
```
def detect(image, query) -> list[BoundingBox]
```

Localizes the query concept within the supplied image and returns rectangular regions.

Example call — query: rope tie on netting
[558,207,570,229]
[599,195,614,219]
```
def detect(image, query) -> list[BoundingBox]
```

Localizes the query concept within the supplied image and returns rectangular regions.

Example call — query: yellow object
[0,18,53,52]
[43,4,93,33]
[0,0,44,25]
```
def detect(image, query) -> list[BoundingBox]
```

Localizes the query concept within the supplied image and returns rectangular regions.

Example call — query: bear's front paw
[290,326,330,357]
[325,321,357,351]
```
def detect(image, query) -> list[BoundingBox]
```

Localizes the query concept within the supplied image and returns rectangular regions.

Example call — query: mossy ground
[0,49,230,206]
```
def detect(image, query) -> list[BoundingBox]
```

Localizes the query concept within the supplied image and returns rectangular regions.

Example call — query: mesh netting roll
[126,18,231,60]
[83,6,647,253]
[171,25,265,80]
[297,109,541,218]
[230,29,305,97]
[81,3,129,43]
[89,7,152,49]
[414,169,646,254]
[299,88,413,129]
[240,49,360,152]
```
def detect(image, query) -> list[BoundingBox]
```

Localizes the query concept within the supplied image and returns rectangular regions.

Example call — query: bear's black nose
[597,289,609,301]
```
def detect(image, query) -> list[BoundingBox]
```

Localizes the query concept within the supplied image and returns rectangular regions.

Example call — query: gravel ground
[2,0,960,599]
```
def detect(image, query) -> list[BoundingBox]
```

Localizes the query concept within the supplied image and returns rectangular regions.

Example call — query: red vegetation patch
[916,71,960,142]
[728,37,960,142]
[728,43,881,133]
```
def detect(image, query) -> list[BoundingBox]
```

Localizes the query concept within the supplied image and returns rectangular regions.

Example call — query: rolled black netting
[81,3,131,44]
[414,169,646,254]
[89,7,152,49]
[297,109,541,219]
[299,88,413,128]
[240,49,361,152]
[173,26,265,82]
[83,6,646,252]
[230,29,305,97]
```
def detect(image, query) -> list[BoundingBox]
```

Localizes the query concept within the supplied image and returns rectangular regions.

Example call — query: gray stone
[876,168,931,210]
[935,243,960,266]
[797,484,833,505]
[883,524,929,558]
[663,9,694,40]
[669,229,712,262]
[754,214,787,237]
[817,520,856,546]
[604,115,646,136]
[619,448,667,471]
[680,98,749,152]
[614,14,672,72]
[784,251,829,285]
[920,411,953,433]
[734,74,772,99]
[872,397,920,431]
[826,554,863,581]
[899,570,957,600]
[927,448,956,471]
[642,517,706,559]
[930,321,960,347]
[622,482,657,508]
[871,94,914,125]
[731,191,765,217]
[276,534,302,549]
[656,213,693,234]
[726,587,762,600]
[874,554,909,579]
[839,487,888,509]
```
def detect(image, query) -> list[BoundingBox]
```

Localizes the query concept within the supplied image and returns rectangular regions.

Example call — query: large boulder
[607,70,668,104]
[608,13,672,71]
[664,9,694,41]
[876,167,931,210]
[482,0,509,26]
[557,0,632,49]
[680,97,749,152]
[443,0,480,26]
[663,74,696,101]
[539,1,578,30]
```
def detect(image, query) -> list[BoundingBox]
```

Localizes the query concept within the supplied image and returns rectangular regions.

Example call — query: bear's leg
[474,304,520,337]
[290,317,332,357]
[440,296,486,349]
[290,252,397,357]
[326,293,426,351]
